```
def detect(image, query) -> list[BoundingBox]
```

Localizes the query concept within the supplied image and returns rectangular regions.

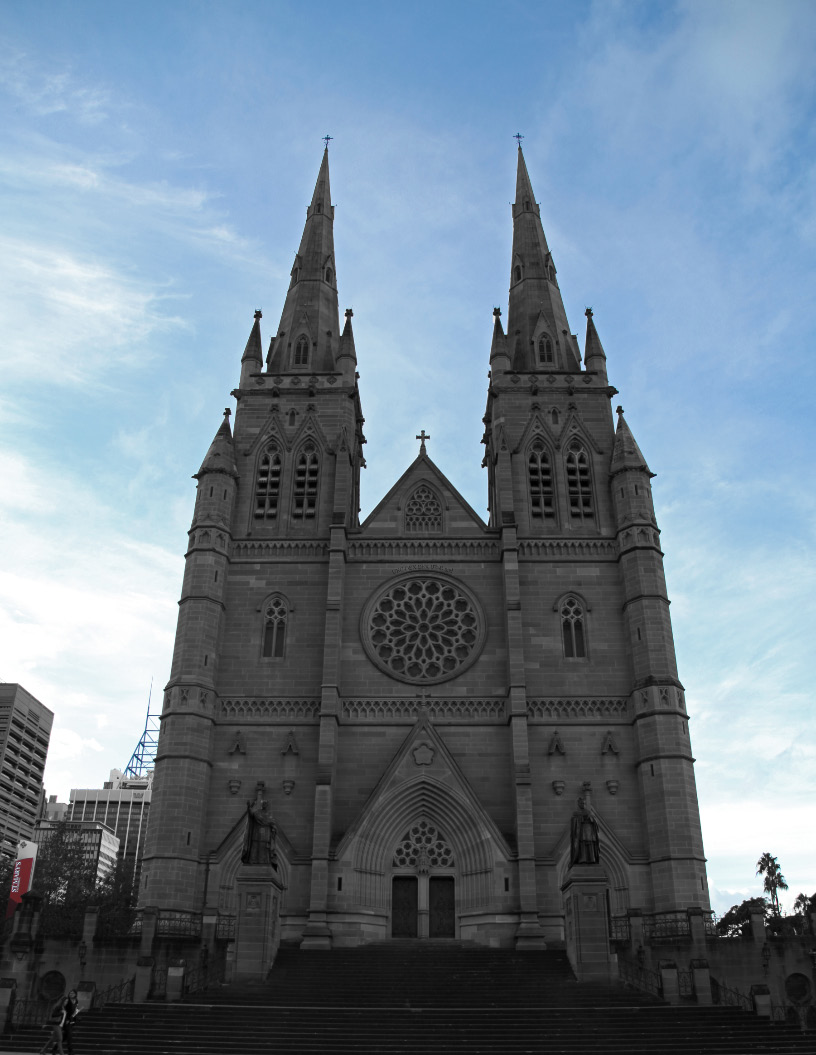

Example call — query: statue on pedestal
[569,795,600,866]
[241,785,278,870]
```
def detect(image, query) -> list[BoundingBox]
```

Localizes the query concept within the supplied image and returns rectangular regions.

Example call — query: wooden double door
[392,875,455,938]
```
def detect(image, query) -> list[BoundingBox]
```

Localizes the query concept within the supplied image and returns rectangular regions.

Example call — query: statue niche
[241,785,279,870]
[569,795,600,867]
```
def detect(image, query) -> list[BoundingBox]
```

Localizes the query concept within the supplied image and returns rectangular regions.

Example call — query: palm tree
[756,853,789,915]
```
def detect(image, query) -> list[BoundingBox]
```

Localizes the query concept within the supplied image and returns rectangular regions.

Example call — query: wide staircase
[2,941,813,1054]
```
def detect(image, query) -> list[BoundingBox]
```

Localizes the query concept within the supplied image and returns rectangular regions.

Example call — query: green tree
[716,896,768,937]
[756,853,788,915]
[31,824,96,938]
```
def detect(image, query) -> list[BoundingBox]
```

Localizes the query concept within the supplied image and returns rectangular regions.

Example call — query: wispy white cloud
[0,47,111,124]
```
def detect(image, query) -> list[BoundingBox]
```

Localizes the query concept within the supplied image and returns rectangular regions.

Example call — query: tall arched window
[262,596,288,658]
[565,439,594,519]
[538,335,554,365]
[561,595,586,658]
[292,441,319,518]
[528,441,554,519]
[405,484,442,533]
[513,265,522,282]
[254,444,282,519]
[293,335,310,367]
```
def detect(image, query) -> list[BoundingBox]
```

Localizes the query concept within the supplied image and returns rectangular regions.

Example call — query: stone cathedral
[139,146,710,969]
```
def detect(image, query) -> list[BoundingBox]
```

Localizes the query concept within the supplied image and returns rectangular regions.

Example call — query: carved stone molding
[219,698,320,721]
[342,698,505,722]
[527,698,629,721]
[349,540,499,561]
[518,539,617,560]
[231,540,329,560]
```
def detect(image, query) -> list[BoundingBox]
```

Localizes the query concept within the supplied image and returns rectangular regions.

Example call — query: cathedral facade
[139,146,710,953]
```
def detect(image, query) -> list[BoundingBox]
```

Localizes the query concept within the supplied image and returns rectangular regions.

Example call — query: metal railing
[609,916,630,942]
[10,996,49,1028]
[183,960,225,997]
[644,912,691,941]
[710,977,751,1011]
[677,967,695,998]
[156,911,202,938]
[93,976,135,1010]
[618,958,662,997]
[216,915,236,941]
[149,966,167,1000]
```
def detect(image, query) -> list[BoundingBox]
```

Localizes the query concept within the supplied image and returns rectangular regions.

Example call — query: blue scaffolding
[123,684,161,778]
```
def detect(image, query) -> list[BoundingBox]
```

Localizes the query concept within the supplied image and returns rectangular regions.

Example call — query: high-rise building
[0,684,52,858]
[33,819,120,882]
[67,769,152,889]
[140,147,709,960]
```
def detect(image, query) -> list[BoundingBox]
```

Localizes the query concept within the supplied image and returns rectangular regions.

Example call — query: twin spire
[240,142,607,383]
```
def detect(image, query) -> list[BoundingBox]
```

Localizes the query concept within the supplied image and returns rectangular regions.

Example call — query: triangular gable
[242,412,290,459]
[511,409,558,455]
[287,408,332,454]
[334,713,514,864]
[555,407,603,455]
[360,454,487,535]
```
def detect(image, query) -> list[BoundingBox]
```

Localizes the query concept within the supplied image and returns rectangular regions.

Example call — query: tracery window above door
[262,596,288,658]
[405,484,442,533]
[393,820,454,869]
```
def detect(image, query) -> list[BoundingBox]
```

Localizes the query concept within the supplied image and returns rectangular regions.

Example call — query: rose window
[361,575,485,684]
[393,821,454,868]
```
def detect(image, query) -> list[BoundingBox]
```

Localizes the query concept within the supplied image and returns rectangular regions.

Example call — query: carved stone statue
[569,795,600,866]
[241,786,278,870]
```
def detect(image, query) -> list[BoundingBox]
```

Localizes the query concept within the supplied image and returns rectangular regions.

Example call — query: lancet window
[561,595,587,659]
[293,336,310,368]
[254,444,282,519]
[405,485,442,533]
[537,335,554,365]
[292,441,319,518]
[528,441,555,519]
[262,596,288,658]
[565,439,594,519]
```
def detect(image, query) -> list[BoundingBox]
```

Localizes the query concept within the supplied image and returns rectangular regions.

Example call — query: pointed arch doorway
[391,819,456,939]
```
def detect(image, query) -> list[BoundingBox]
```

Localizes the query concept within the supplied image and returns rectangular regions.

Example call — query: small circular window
[361,574,486,684]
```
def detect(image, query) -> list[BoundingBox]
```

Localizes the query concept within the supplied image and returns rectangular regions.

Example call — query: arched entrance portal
[391,819,456,938]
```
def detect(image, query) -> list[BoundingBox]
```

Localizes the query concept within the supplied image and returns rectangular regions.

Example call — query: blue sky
[0,0,814,915]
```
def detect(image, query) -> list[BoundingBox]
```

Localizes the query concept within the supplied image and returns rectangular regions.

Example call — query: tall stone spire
[266,146,341,374]
[506,145,580,373]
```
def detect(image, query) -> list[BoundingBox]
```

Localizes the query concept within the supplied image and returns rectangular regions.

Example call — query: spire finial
[254,309,262,320]
[224,408,232,420]
[585,307,593,318]
[513,132,524,147]
[323,135,333,150]
[416,429,430,455]
[493,307,501,317]
[345,308,353,319]
[616,406,624,417]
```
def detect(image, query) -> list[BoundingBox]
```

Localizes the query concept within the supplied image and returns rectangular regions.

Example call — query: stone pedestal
[234,864,284,980]
[561,863,612,982]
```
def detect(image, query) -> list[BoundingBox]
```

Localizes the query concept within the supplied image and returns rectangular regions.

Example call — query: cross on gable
[416,430,430,455]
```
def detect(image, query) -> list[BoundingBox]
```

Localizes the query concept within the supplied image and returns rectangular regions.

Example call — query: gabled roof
[360,452,488,534]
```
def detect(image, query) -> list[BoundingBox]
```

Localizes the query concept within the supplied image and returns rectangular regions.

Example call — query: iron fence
[10,995,49,1029]
[183,960,225,997]
[677,968,695,998]
[216,915,236,941]
[156,911,202,938]
[644,912,691,941]
[609,916,630,942]
[618,958,662,997]
[710,977,751,1011]
[92,975,134,1010]
[149,966,167,1000]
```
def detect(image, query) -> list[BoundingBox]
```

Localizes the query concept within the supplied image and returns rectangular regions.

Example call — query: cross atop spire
[416,430,430,455]
[513,132,524,146]
[323,134,333,149]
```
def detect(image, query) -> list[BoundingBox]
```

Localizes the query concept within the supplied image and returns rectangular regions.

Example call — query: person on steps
[39,989,79,1055]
